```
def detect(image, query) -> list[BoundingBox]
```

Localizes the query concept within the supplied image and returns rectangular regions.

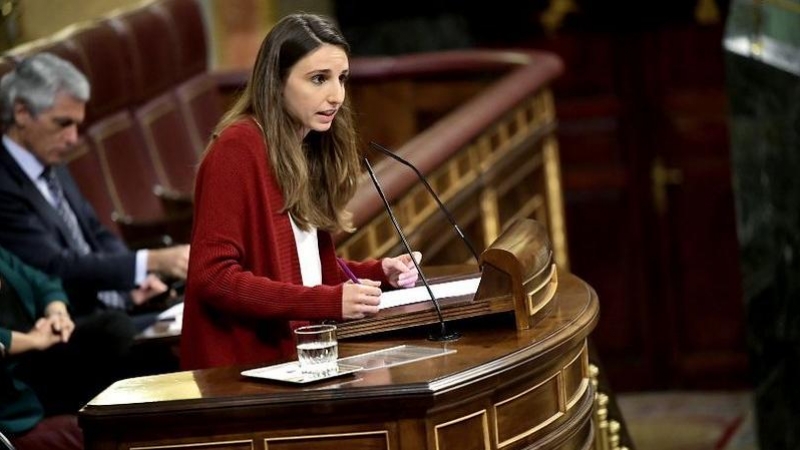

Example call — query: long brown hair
[205,13,360,233]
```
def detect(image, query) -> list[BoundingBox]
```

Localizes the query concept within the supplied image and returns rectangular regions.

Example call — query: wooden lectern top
[337,218,558,339]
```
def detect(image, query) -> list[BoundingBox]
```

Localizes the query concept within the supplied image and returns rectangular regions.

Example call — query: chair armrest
[112,211,192,248]
[153,185,194,216]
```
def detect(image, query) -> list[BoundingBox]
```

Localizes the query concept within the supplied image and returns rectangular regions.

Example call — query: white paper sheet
[152,276,481,328]
[379,276,481,310]
[157,301,184,321]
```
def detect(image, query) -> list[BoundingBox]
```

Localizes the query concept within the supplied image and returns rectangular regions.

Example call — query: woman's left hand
[382,251,422,288]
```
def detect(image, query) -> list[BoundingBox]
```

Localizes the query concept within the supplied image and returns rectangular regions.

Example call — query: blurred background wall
[0,0,332,69]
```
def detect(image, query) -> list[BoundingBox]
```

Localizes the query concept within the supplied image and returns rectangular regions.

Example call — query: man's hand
[130,274,170,306]
[147,244,190,279]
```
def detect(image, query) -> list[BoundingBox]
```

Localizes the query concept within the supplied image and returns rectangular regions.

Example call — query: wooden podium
[337,218,560,338]
[80,220,602,450]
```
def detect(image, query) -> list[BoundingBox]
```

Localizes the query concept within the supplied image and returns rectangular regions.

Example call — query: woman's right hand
[342,279,382,320]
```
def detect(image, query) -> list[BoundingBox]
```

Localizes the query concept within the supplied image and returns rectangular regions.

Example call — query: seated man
[0,245,138,450]
[0,52,189,331]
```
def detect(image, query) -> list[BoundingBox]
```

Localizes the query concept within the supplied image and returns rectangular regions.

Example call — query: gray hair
[0,52,90,130]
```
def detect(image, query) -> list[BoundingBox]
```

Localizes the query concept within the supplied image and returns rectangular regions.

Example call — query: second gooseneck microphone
[363,156,460,342]
[369,141,481,267]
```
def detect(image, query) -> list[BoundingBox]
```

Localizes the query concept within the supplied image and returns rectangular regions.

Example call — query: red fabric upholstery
[10,415,82,450]
[109,7,179,105]
[67,20,134,123]
[151,0,208,81]
[86,110,194,244]
[86,111,165,221]
[134,91,198,194]
[174,73,223,153]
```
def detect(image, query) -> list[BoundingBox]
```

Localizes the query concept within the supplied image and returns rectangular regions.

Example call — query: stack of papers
[379,276,480,309]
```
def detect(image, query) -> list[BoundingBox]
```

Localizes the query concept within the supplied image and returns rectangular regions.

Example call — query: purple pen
[336,257,360,284]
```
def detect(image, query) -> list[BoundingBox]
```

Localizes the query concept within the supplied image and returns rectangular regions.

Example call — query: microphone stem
[369,141,481,266]
[363,157,459,341]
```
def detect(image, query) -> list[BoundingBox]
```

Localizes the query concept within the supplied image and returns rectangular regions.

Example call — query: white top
[289,215,322,287]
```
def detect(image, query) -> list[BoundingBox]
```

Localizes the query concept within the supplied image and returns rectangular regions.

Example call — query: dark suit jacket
[0,142,136,315]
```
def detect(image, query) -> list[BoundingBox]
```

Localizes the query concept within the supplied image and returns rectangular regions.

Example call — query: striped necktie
[41,167,128,310]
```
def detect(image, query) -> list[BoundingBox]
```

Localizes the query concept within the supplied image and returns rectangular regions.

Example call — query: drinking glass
[294,324,338,376]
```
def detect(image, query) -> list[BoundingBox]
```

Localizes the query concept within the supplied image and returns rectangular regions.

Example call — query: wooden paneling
[264,431,391,450]
[520,17,746,390]
[81,273,599,450]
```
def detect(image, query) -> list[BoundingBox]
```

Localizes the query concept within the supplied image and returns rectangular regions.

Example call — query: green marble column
[724,1,800,449]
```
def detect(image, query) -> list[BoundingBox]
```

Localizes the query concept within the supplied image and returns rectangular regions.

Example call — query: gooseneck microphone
[363,156,460,342]
[369,141,481,267]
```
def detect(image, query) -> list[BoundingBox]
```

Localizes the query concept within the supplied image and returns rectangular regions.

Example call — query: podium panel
[80,272,599,450]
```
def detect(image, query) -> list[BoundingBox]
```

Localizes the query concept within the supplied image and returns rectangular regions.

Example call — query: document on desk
[379,276,481,310]
[157,301,184,321]
[153,276,481,321]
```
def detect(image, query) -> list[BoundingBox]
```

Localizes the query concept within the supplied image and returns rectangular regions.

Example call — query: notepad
[379,276,481,309]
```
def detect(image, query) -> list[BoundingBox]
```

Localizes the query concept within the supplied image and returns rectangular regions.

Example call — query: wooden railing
[337,49,569,270]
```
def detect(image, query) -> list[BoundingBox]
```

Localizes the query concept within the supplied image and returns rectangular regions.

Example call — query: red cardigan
[180,120,386,370]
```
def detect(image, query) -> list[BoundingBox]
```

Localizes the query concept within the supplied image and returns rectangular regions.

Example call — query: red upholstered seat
[68,136,190,247]
[174,73,223,154]
[87,111,192,243]
[6,414,82,450]
[134,91,199,195]
[6,34,88,78]
[66,20,134,125]
[108,6,179,106]
[151,0,208,81]
[86,111,168,220]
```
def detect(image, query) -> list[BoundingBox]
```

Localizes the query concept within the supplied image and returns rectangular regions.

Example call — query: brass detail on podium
[651,156,683,216]
[543,135,569,270]
[480,187,500,246]
[540,0,579,34]
[695,0,721,24]
[589,364,629,450]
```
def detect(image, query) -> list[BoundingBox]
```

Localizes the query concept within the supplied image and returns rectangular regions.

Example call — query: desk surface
[81,272,598,450]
